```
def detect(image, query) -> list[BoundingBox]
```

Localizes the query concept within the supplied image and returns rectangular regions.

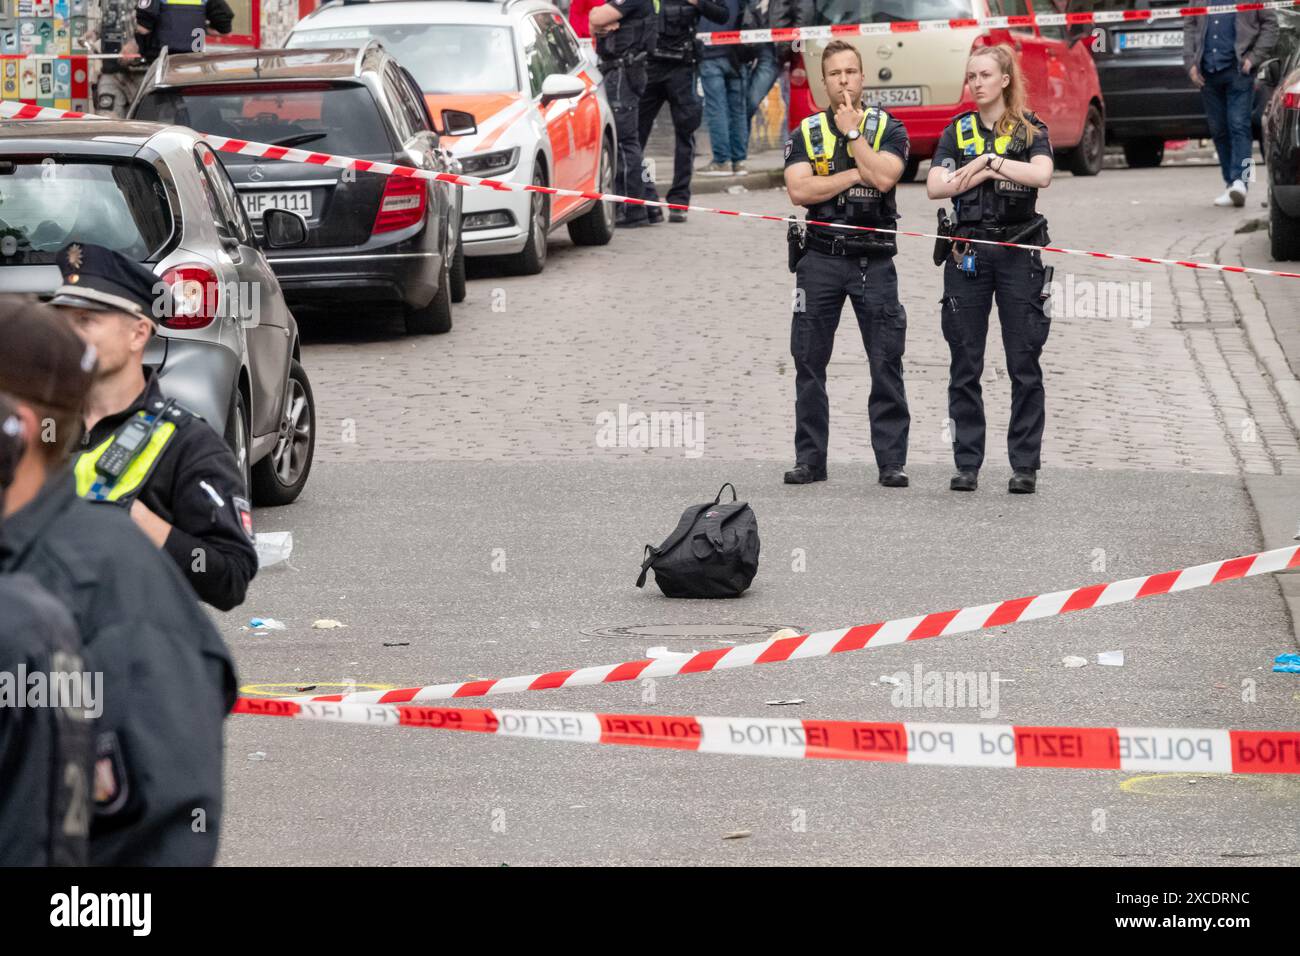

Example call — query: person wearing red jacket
[569,0,597,37]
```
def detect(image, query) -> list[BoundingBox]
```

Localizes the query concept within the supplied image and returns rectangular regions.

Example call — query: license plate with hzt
[1117,31,1183,50]
[240,190,312,220]
[863,86,922,108]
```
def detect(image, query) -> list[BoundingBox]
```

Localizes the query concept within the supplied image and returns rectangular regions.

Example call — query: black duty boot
[1008,470,1038,494]
[878,467,909,488]
[950,471,978,492]
[783,463,827,484]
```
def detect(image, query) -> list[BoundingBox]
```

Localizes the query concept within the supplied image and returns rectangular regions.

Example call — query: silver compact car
[0,118,316,506]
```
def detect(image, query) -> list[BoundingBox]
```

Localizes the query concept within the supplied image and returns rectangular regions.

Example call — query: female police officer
[927,44,1054,495]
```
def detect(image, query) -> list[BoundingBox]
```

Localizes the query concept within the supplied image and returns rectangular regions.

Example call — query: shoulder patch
[784,138,793,159]
[94,730,130,817]
[232,495,254,541]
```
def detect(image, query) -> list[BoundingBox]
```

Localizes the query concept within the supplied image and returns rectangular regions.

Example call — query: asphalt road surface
[216,159,1300,866]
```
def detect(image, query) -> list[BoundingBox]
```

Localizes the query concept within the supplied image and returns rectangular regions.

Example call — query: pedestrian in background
[639,0,729,222]
[697,0,749,174]
[568,0,596,37]
[740,0,796,131]
[1185,8,1277,207]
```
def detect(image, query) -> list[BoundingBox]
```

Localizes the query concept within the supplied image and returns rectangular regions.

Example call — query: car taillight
[158,264,219,330]
[1285,90,1300,110]
[373,175,427,234]
[790,53,807,90]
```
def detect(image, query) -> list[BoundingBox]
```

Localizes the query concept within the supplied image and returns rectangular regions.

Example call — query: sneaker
[1213,189,1235,207]
[698,161,732,176]
[732,161,750,175]
[1228,179,1247,207]
[669,210,688,223]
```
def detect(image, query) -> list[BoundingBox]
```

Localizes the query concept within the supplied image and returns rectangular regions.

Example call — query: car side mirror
[1258,57,1281,88]
[441,109,478,137]
[262,208,308,249]
[540,73,585,106]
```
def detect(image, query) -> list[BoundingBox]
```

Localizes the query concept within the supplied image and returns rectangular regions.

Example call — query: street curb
[1225,231,1300,438]
[653,167,786,197]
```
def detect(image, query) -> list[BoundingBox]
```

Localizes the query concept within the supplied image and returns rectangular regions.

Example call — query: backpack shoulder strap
[636,501,715,588]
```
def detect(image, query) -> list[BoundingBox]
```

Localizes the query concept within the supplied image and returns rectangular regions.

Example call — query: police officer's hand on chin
[833,90,864,138]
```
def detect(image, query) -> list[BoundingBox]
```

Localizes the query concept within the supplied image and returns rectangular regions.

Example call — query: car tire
[223,387,252,499]
[1067,105,1104,177]
[1123,138,1165,169]
[1269,188,1300,261]
[568,140,616,246]
[449,237,466,303]
[251,359,315,507]
[505,161,549,275]
[404,257,453,335]
[901,157,922,183]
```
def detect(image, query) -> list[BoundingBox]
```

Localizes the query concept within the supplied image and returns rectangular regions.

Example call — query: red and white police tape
[288,545,1300,707]
[234,697,1300,774]
[696,0,1300,45]
[4,99,1298,281]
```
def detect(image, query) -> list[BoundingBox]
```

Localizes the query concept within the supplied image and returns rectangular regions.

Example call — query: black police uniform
[0,573,93,866]
[49,243,258,612]
[784,105,911,478]
[135,0,234,61]
[637,0,727,213]
[595,0,659,226]
[932,111,1053,480]
[0,469,237,866]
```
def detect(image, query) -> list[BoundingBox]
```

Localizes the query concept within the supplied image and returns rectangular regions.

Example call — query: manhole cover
[580,623,799,642]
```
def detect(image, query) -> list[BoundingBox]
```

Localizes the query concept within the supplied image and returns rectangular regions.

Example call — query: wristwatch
[845,128,861,141]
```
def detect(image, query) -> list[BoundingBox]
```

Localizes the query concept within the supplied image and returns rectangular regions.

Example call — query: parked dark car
[1072,0,1272,167]
[131,45,474,335]
[1260,11,1300,259]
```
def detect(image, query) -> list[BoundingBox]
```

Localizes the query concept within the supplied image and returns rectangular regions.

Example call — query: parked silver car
[0,119,316,505]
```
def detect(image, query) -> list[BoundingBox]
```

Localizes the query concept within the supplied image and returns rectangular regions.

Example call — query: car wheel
[901,157,922,183]
[1269,188,1300,261]
[568,139,616,246]
[1067,105,1104,177]
[450,237,467,303]
[404,256,453,334]
[251,359,315,507]
[223,387,251,498]
[1122,138,1164,169]
[505,162,548,275]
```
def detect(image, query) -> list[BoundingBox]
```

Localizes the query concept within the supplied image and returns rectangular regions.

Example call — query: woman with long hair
[926,44,1055,495]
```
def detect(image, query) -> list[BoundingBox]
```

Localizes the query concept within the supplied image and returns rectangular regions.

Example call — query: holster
[933,208,954,267]
[787,222,806,273]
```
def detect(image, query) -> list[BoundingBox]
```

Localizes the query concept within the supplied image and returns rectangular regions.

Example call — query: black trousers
[940,243,1051,473]
[637,58,702,206]
[791,250,910,472]
[604,60,649,224]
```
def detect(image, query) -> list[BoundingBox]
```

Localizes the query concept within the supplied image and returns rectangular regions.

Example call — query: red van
[788,0,1106,179]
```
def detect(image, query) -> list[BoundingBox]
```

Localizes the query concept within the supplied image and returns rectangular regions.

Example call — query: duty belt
[955,216,1046,244]
[599,51,648,71]
[803,227,894,257]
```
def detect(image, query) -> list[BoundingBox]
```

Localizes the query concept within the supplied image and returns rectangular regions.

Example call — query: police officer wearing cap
[47,243,258,611]
[0,296,236,865]
[637,0,728,223]
[0,393,93,866]
[590,0,661,228]
[782,40,911,489]
[927,44,1054,495]
[134,0,234,62]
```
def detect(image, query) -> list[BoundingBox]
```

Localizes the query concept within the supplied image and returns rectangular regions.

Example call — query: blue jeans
[745,46,780,126]
[699,56,747,163]
[1201,65,1254,187]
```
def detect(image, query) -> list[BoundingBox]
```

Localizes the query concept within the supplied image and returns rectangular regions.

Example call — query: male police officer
[0,393,93,867]
[0,297,236,866]
[48,243,257,611]
[135,0,234,62]
[590,0,660,228]
[637,0,727,223]
[782,40,910,488]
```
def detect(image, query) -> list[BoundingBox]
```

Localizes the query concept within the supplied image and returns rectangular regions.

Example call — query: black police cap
[45,242,161,322]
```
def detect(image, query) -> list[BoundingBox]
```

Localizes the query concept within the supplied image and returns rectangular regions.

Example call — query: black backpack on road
[636,483,760,598]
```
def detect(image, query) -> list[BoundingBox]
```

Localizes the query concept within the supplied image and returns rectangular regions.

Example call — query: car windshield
[134,83,394,163]
[288,24,519,93]
[0,159,172,265]
[810,0,975,25]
